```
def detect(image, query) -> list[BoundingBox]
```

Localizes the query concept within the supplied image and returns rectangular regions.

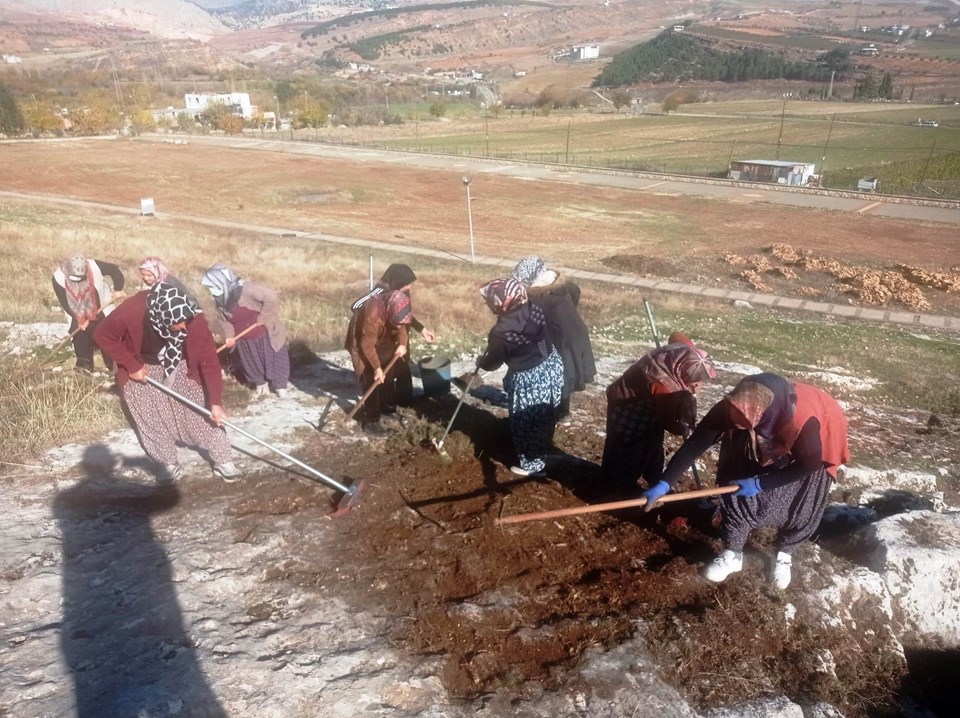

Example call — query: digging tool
[346,353,402,421]
[431,368,480,457]
[43,295,120,366]
[495,484,738,526]
[144,376,364,514]
[216,323,262,353]
[643,298,661,349]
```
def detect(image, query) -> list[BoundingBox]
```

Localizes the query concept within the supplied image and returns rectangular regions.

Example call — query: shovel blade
[332,480,366,516]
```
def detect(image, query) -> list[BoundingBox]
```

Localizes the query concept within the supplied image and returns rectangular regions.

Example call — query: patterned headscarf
[642,342,716,394]
[385,290,413,326]
[200,264,244,318]
[139,256,171,287]
[724,373,796,466]
[148,282,201,377]
[480,278,527,315]
[59,254,98,322]
[512,256,546,286]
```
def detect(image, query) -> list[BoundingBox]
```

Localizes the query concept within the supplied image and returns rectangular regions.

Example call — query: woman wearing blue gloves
[642,373,849,590]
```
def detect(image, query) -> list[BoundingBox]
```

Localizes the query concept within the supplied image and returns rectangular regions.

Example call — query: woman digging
[642,372,849,589]
[94,282,242,483]
[476,277,564,478]
[200,264,291,399]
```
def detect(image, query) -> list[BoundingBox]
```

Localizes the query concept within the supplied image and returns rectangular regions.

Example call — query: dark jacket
[477,301,552,373]
[94,291,224,405]
[526,278,595,395]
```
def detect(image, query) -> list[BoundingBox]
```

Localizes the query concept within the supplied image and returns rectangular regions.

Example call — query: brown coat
[215,282,287,352]
[345,294,409,377]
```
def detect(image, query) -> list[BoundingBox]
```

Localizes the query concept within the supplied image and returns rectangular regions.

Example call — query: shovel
[431,368,480,458]
[496,484,737,526]
[144,376,364,514]
[216,323,262,353]
[43,295,121,367]
[346,353,402,421]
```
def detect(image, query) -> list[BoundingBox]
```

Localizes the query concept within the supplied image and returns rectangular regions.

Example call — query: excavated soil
[204,382,911,716]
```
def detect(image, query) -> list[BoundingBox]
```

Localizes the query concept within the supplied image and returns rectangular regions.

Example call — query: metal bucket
[418,355,451,397]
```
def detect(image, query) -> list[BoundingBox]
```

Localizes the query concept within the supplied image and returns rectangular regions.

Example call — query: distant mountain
[211,0,387,30]
[5,0,229,40]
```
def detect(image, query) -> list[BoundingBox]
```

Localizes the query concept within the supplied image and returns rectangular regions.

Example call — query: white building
[184,92,255,120]
[2,54,22,64]
[571,44,600,60]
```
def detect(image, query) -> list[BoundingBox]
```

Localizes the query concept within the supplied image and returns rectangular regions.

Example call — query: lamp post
[463,177,475,263]
[273,95,280,131]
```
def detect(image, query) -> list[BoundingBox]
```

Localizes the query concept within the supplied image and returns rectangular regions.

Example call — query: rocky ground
[1,325,959,718]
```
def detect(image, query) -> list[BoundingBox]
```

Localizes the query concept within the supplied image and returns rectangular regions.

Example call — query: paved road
[2,187,956,333]
[141,134,960,226]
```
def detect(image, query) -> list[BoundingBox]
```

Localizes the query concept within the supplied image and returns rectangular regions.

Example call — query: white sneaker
[703,550,743,583]
[254,384,268,398]
[771,551,792,590]
[510,465,546,478]
[214,462,242,482]
[161,464,182,483]
[275,388,288,398]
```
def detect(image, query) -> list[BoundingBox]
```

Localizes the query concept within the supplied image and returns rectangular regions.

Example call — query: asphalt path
[140,134,960,225]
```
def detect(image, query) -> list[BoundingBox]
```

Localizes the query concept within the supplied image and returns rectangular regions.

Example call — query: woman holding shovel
[642,373,849,590]
[52,254,126,374]
[200,264,290,399]
[94,282,241,483]
[346,263,428,435]
[476,277,563,477]
[601,332,716,497]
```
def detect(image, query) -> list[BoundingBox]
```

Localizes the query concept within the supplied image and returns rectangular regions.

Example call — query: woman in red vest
[643,372,849,590]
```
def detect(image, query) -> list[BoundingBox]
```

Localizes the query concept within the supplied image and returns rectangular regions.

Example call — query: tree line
[594,32,850,87]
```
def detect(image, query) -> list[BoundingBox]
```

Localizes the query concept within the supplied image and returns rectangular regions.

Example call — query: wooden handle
[217,323,262,353]
[495,484,737,526]
[45,295,120,361]
[346,353,402,420]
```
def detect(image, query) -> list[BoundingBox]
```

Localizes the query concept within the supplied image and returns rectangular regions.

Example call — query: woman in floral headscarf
[200,264,290,399]
[94,282,241,483]
[601,331,716,496]
[642,372,849,590]
[512,255,595,420]
[476,277,564,477]
[51,254,126,374]
[137,256,199,307]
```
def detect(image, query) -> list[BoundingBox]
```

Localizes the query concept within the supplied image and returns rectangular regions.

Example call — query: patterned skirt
[504,348,564,472]
[235,334,290,390]
[122,364,233,466]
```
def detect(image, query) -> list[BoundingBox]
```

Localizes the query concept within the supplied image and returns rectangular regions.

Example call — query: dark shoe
[363,421,388,437]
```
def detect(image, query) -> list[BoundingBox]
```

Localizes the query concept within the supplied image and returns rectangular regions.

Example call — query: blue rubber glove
[732,477,762,498]
[641,481,671,512]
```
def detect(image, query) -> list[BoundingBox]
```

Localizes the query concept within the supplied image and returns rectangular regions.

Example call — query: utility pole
[819,113,836,188]
[776,96,786,160]
[463,177,475,263]
[828,70,835,100]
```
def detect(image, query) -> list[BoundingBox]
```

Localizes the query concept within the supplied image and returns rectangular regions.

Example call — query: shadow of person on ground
[286,340,357,409]
[54,444,227,718]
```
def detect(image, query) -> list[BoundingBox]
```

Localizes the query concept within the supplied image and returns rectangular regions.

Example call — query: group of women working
[56,251,849,590]
[54,254,291,483]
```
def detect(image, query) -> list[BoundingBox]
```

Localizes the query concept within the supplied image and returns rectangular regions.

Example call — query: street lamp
[463,177,475,263]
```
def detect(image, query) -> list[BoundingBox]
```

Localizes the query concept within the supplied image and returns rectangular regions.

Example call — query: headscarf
[512,256,545,286]
[724,373,796,466]
[139,256,171,287]
[385,289,413,326]
[480,278,527,316]
[59,254,98,321]
[350,263,417,313]
[641,341,716,395]
[200,264,244,318]
[147,282,201,377]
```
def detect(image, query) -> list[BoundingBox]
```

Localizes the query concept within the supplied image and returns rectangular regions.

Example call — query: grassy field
[318,101,960,194]
[3,199,959,463]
